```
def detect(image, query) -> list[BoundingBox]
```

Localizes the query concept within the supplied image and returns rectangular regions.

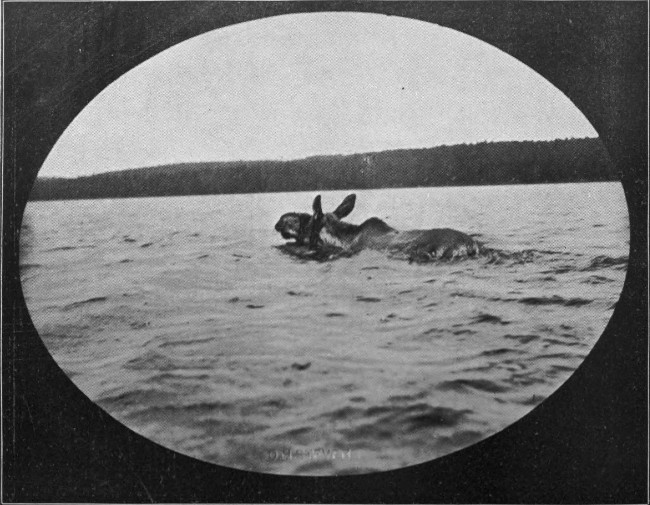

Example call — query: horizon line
[39,135,601,180]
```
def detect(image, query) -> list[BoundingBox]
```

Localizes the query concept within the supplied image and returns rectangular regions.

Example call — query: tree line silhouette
[30,137,615,201]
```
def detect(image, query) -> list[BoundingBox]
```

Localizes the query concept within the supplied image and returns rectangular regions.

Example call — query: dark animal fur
[309,194,482,261]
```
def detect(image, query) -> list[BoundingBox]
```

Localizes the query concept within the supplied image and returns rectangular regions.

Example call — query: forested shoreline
[30,137,614,201]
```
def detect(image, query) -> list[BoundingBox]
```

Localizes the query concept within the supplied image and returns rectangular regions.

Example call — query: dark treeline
[30,137,615,201]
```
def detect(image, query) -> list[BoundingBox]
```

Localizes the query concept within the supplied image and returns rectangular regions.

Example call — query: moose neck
[334,219,361,236]
[322,218,361,246]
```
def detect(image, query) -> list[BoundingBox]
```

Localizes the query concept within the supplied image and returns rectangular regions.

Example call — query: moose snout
[274,220,283,231]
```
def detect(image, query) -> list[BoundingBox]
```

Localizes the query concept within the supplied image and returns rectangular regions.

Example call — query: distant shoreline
[30,138,615,201]
[26,180,619,205]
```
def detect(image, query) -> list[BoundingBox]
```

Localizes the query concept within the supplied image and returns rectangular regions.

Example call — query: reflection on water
[20,182,628,475]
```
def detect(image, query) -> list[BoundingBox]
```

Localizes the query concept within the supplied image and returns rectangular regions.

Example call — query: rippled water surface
[20,182,628,475]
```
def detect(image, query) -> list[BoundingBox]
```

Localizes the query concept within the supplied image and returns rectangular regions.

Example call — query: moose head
[274,212,312,245]
[308,194,357,250]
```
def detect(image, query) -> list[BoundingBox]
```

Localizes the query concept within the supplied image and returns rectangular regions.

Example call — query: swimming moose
[275,194,482,262]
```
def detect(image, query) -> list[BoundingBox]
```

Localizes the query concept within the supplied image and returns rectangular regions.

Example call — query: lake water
[20,182,629,475]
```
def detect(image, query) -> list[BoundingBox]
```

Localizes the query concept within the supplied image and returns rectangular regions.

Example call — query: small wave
[278,426,313,439]
[531,249,575,256]
[240,398,290,417]
[543,338,583,347]
[451,291,479,299]
[529,351,583,360]
[581,275,615,284]
[45,245,95,252]
[582,255,628,271]
[504,334,540,344]
[159,337,214,348]
[480,348,524,357]
[517,394,547,406]
[62,296,108,310]
[290,362,311,371]
[506,370,547,387]
[194,418,269,436]
[356,296,381,303]
[124,350,177,371]
[491,248,573,259]
[436,429,484,450]
[323,406,364,421]
[127,400,236,420]
[452,329,476,336]
[322,402,472,434]
[471,313,511,325]
[548,364,577,373]
[130,396,297,423]
[287,290,312,297]
[481,248,540,265]
[379,313,408,323]
[437,378,510,394]
[545,365,578,380]
[400,404,472,431]
[340,422,396,443]
[341,403,473,438]
[515,276,557,284]
[421,327,444,337]
[97,388,176,410]
[227,296,252,303]
[144,372,212,383]
[295,460,335,475]
[486,296,519,302]
[526,349,585,363]
[540,266,574,275]
[387,391,428,403]
[518,295,592,307]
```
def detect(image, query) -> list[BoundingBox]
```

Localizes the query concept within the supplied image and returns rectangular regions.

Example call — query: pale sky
[39,12,598,178]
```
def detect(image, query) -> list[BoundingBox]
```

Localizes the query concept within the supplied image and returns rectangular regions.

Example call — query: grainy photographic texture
[4,1,646,502]
[19,12,628,476]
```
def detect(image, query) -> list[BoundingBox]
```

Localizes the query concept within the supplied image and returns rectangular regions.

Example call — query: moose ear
[312,195,323,216]
[334,194,356,218]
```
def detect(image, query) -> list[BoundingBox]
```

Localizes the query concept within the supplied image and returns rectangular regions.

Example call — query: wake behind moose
[275,194,482,262]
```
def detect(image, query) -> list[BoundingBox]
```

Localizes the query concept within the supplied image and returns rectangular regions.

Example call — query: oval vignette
[20,12,629,476]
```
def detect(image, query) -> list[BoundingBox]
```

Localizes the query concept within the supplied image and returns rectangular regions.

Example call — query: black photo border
[2,1,648,503]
